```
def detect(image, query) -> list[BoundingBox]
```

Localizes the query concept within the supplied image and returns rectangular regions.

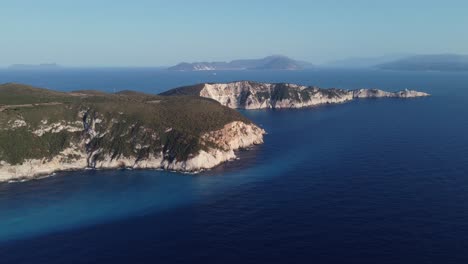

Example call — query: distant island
[0,81,429,182]
[167,55,313,71]
[323,54,411,69]
[8,63,62,70]
[161,81,430,109]
[377,54,468,72]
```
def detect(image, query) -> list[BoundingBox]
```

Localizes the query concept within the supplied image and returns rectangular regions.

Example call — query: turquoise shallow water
[1,69,468,263]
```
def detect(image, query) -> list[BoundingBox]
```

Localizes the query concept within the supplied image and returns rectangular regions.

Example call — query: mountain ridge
[167,55,313,71]
[377,54,468,71]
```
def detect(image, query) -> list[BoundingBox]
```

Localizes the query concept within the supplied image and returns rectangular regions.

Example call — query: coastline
[0,81,430,183]
[1,148,241,183]
[0,121,266,183]
[164,81,431,110]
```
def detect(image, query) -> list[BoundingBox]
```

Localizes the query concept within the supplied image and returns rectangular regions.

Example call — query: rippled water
[1,69,468,263]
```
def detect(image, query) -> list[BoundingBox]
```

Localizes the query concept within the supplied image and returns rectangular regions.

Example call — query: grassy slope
[0,83,250,164]
[159,83,205,96]
[0,83,73,105]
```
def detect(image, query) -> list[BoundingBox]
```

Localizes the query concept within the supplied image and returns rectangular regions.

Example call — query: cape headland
[161,81,430,109]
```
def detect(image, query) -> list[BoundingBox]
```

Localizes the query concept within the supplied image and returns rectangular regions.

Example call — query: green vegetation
[159,84,205,96]
[0,83,73,105]
[0,83,251,164]
[314,88,348,99]
[255,84,335,102]
[269,84,292,101]
[0,128,80,164]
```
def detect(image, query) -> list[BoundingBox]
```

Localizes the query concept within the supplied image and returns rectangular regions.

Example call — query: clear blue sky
[1,0,467,66]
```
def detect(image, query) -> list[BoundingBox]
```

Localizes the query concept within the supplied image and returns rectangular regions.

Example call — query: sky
[1,0,468,67]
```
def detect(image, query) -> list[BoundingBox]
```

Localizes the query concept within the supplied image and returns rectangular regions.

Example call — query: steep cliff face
[198,82,354,109]
[163,81,430,109]
[0,118,264,181]
[0,84,265,182]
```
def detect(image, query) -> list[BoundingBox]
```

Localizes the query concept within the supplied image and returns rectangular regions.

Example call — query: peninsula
[161,81,430,109]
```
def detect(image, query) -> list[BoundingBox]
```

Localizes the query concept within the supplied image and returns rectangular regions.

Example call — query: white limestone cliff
[195,81,430,109]
[0,121,265,182]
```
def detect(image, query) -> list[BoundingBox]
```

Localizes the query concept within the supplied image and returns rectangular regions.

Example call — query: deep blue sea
[1,68,468,263]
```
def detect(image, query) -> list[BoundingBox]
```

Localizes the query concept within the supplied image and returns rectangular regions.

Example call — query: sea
[0,68,467,263]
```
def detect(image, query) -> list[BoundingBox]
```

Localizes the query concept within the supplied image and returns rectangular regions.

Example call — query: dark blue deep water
[1,69,468,263]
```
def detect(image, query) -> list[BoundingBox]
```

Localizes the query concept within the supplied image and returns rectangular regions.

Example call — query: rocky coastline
[0,121,265,182]
[0,81,431,183]
[162,81,430,109]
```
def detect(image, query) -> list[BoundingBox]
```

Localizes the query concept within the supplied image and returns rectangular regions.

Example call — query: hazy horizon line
[2,52,467,69]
